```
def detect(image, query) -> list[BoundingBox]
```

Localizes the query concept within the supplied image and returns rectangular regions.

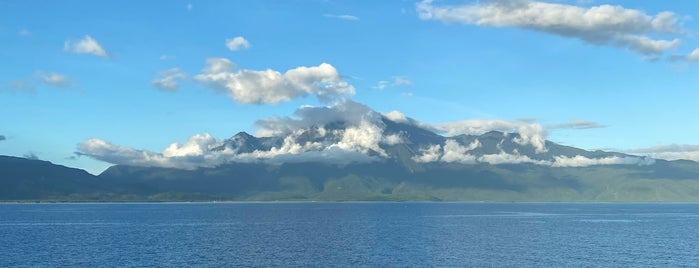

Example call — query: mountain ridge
[3,110,699,201]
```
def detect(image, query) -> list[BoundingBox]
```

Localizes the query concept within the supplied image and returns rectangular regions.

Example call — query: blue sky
[2,0,699,174]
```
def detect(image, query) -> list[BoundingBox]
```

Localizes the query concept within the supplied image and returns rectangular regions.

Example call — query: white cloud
[549,119,606,129]
[417,0,685,57]
[64,35,109,57]
[383,133,405,145]
[19,29,31,36]
[401,92,414,97]
[187,3,193,11]
[627,144,699,162]
[412,144,442,163]
[151,68,187,91]
[434,119,548,153]
[160,55,176,60]
[194,58,355,104]
[36,71,71,87]
[552,155,655,167]
[323,14,359,21]
[478,152,550,165]
[225,36,251,51]
[373,76,413,89]
[382,110,409,123]
[441,139,479,163]
[162,133,219,157]
[688,48,699,62]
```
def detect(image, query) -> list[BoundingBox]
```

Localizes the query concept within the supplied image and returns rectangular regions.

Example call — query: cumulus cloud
[434,119,548,153]
[194,58,355,104]
[374,76,413,89]
[549,119,606,129]
[627,144,699,162]
[64,35,109,57]
[151,68,187,91]
[323,14,359,21]
[225,36,251,51]
[417,0,685,57]
[382,133,405,145]
[441,139,480,163]
[412,144,442,163]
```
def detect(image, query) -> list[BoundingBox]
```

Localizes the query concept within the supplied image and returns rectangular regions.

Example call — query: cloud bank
[78,99,657,169]
[417,0,689,59]
[194,58,355,104]
[413,139,654,167]
[628,144,699,162]
[78,101,387,168]
[64,35,109,57]
[433,119,548,153]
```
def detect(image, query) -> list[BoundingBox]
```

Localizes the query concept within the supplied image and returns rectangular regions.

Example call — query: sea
[1,202,698,267]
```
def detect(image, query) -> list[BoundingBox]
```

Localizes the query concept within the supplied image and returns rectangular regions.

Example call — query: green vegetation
[4,155,699,202]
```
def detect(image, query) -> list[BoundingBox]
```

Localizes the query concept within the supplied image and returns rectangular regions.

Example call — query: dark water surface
[2,202,699,267]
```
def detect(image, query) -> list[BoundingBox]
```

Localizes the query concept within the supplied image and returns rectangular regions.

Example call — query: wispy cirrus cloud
[151,68,187,92]
[688,48,699,62]
[36,71,72,88]
[4,80,35,93]
[19,29,31,37]
[323,14,359,21]
[417,0,691,60]
[64,35,109,58]
[374,76,413,90]
[549,119,606,130]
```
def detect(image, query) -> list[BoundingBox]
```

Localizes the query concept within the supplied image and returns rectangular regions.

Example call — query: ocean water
[2,202,699,267]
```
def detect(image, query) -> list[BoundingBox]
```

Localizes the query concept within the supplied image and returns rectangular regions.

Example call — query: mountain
[0,156,104,200]
[93,114,699,202]
[4,114,699,201]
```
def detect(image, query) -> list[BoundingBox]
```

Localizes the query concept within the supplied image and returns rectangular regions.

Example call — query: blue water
[2,203,699,267]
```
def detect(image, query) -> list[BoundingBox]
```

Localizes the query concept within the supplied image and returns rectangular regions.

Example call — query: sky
[1,0,699,174]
